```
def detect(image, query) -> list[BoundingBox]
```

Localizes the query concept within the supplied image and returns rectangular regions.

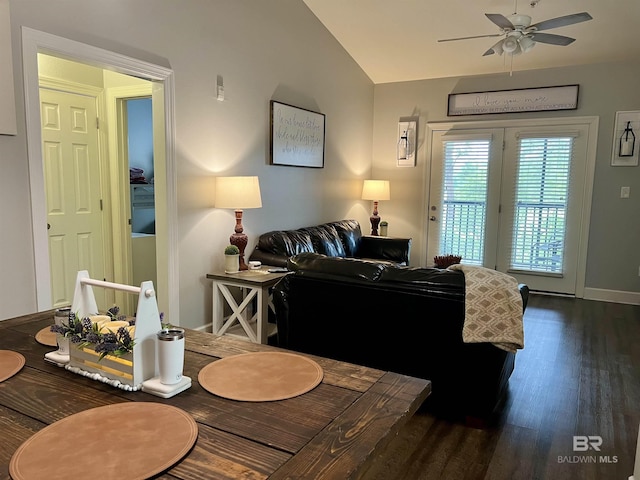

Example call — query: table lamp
[361,180,390,236]
[215,176,262,270]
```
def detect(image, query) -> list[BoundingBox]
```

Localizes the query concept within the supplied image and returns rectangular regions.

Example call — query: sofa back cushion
[287,252,386,281]
[255,230,314,257]
[253,219,363,260]
[331,219,362,257]
[302,223,346,257]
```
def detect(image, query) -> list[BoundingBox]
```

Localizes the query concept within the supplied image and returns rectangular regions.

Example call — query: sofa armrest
[518,283,529,312]
[356,236,411,265]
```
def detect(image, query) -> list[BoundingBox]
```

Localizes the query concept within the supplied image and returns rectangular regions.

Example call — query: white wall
[1,0,374,326]
[372,61,640,297]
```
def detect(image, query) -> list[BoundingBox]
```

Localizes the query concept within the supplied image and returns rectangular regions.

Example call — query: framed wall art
[397,119,417,167]
[270,100,325,168]
[447,85,579,116]
[611,110,640,167]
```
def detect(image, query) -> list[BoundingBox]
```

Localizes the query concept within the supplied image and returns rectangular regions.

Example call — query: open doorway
[126,97,158,294]
[22,27,178,322]
[38,54,158,314]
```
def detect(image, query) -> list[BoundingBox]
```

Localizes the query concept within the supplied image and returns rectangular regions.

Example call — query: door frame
[424,116,599,298]
[106,85,153,314]
[22,27,179,321]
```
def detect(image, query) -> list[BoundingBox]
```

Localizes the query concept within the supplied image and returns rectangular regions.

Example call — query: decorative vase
[224,254,239,273]
[56,334,70,355]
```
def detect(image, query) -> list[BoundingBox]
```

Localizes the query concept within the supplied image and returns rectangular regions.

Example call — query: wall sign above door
[447,85,579,116]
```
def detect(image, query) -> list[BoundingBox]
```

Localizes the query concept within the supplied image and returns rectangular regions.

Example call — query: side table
[206,267,289,344]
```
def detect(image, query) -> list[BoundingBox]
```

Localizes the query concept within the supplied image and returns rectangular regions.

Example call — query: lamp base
[230,232,249,271]
[369,200,381,235]
[369,214,380,236]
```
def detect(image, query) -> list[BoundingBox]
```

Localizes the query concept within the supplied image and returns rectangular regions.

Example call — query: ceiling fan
[437,2,593,57]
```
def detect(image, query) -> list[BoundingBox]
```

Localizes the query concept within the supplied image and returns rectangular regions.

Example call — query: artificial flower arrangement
[51,306,135,360]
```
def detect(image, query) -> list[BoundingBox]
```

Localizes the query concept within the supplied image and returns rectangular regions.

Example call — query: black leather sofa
[248,219,411,268]
[272,252,529,423]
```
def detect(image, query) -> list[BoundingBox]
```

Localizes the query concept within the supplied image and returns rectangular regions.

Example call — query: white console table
[206,267,288,344]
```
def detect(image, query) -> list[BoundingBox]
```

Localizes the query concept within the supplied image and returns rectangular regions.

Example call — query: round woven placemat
[0,350,25,383]
[198,351,323,402]
[9,402,198,480]
[35,326,57,347]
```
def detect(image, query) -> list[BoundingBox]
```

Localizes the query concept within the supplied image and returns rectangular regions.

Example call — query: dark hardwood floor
[364,294,640,480]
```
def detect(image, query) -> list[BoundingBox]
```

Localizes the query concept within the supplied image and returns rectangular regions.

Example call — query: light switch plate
[621,186,630,198]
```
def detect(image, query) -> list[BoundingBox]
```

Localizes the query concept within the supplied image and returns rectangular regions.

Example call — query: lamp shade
[361,180,390,201]
[215,176,262,209]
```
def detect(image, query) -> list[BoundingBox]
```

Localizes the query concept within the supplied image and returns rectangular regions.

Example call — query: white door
[497,125,590,293]
[427,122,592,295]
[40,88,106,308]
[427,129,504,269]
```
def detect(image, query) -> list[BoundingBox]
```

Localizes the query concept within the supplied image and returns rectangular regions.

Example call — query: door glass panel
[510,137,573,274]
[440,139,490,265]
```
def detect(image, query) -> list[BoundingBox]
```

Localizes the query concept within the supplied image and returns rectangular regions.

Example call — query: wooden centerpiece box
[47,270,190,396]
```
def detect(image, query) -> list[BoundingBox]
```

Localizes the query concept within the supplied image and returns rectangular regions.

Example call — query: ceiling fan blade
[485,13,514,30]
[438,33,502,43]
[530,32,576,46]
[530,12,592,31]
[483,39,504,56]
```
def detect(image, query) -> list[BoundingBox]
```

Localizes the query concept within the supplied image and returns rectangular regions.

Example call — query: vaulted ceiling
[303,0,640,84]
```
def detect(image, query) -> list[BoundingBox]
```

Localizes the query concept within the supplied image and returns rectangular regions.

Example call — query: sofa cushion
[256,230,314,257]
[301,224,347,257]
[287,253,464,298]
[287,253,385,282]
[249,219,410,268]
[331,220,362,257]
[358,236,412,265]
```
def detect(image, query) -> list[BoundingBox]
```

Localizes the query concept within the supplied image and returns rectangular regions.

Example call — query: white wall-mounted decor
[0,0,17,135]
[270,100,325,168]
[611,110,640,167]
[447,85,579,116]
[397,119,417,167]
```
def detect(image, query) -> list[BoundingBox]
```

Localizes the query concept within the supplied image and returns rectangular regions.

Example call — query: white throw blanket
[448,264,524,353]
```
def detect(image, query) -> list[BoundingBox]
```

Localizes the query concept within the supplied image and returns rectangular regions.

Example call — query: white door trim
[22,27,179,321]
[425,116,598,298]
[106,85,153,315]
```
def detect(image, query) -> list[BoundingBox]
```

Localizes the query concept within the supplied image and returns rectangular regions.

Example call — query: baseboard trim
[583,288,640,305]
[192,324,212,333]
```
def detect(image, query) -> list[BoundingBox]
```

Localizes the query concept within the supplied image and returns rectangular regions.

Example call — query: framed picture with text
[270,101,325,168]
[447,85,579,116]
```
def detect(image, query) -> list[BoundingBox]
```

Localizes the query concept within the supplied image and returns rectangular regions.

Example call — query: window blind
[510,136,573,274]
[440,139,491,265]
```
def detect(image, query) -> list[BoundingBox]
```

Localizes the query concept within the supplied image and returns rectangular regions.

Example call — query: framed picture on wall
[270,101,325,168]
[611,110,640,167]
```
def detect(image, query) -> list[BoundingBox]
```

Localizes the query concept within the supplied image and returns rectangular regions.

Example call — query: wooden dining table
[0,310,431,479]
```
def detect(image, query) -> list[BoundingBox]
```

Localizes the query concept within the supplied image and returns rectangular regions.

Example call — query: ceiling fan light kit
[502,35,520,54]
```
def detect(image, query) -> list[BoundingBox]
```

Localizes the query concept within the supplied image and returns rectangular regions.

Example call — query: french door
[427,120,593,295]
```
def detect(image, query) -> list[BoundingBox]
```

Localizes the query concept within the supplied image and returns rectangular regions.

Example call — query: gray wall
[1,0,374,325]
[372,61,640,295]
[2,0,638,326]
